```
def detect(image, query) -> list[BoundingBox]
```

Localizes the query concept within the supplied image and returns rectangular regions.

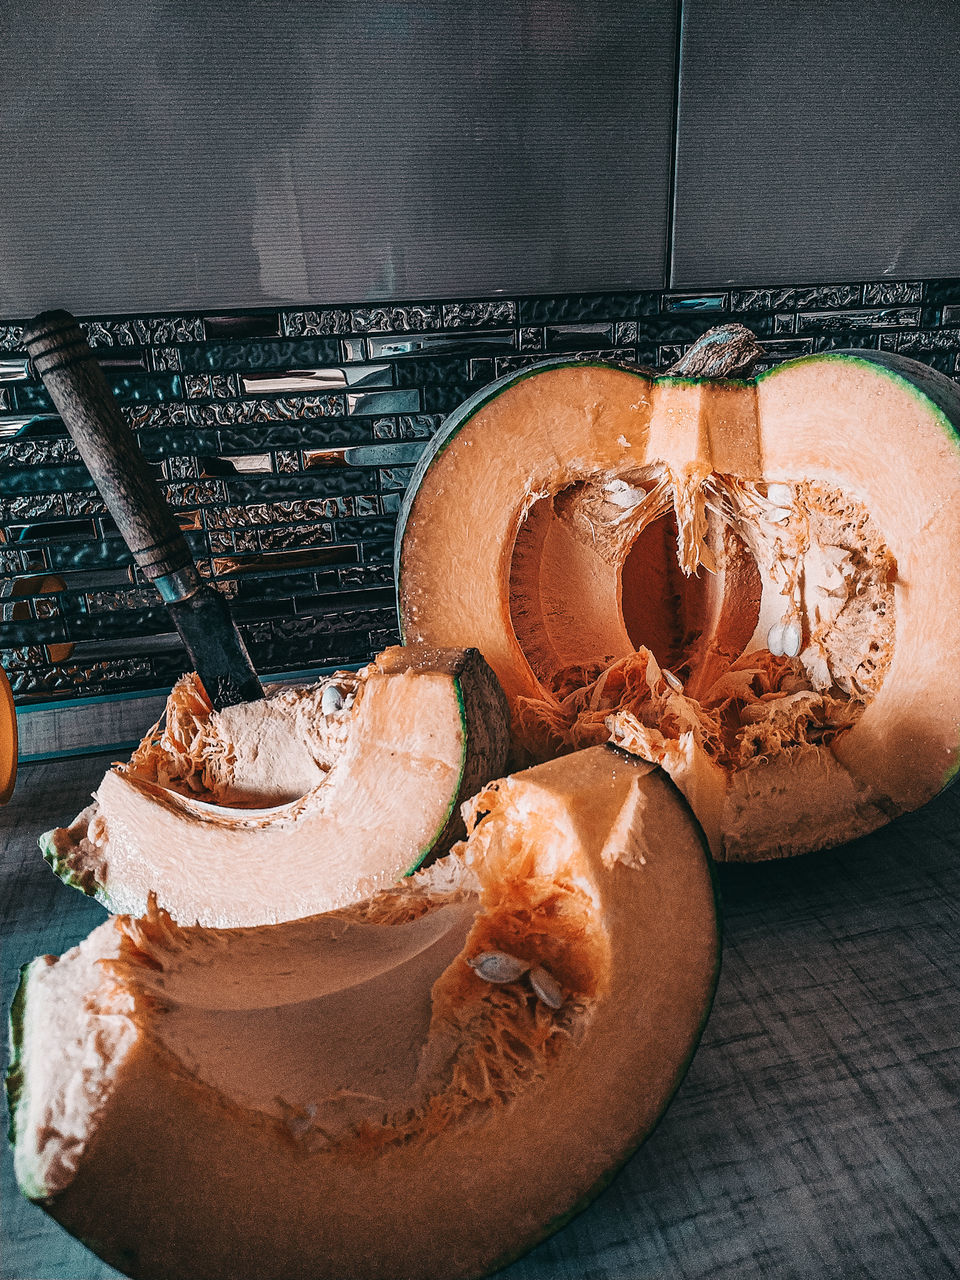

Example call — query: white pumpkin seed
[605,479,645,508]
[467,951,530,984]
[528,965,564,1009]
[321,685,345,716]
[767,622,786,657]
[781,621,802,658]
[661,667,684,693]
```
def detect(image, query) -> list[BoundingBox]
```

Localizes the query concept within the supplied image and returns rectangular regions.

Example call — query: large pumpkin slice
[41,645,509,926]
[8,745,719,1280]
[397,331,960,860]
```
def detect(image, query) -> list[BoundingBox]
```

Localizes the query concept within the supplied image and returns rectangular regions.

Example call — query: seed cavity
[467,951,530,984]
[321,685,345,716]
[528,965,564,1009]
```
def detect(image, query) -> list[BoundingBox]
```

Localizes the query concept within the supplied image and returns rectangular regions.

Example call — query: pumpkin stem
[666,323,763,379]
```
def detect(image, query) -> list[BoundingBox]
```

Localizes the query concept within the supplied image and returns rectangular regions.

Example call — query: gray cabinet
[0,1,678,317]
[670,0,960,287]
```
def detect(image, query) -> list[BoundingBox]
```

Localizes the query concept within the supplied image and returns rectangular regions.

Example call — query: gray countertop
[2,754,959,1280]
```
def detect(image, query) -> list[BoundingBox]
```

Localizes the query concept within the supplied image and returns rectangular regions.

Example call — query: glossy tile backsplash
[2,277,959,709]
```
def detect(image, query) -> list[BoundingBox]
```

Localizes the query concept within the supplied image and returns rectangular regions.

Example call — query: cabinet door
[671,0,960,287]
[0,1,677,317]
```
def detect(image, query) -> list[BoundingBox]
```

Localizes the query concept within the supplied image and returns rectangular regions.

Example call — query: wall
[3,275,958,751]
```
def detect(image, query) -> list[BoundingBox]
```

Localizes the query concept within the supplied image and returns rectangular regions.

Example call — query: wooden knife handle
[21,310,198,593]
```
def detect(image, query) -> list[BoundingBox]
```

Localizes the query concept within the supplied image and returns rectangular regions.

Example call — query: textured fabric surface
[2,755,958,1280]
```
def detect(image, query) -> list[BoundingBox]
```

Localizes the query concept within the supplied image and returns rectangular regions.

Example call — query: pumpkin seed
[767,483,792,507]
[662,667,684,693]
[767,622,786,657]
[781,621,802,658]
[467,951,529,983]
[528,965,563,1009]
[321,685,345,716]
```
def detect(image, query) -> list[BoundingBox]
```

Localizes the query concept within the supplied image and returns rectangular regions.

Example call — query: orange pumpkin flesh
[9,746,719,1280]
[397,345,960,860]
[41,646,509,927]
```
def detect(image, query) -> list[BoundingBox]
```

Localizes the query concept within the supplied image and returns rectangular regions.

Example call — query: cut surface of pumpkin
[41,645,509,926]
[397,336,960,859]
[8,746,719,1280]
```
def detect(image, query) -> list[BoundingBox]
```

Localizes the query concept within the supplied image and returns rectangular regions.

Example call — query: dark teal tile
[179,337,341,373]
[14,373,182,412]
[202,312,281,339]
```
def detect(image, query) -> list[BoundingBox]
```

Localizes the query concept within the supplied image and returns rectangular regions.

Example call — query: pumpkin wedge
[396,330,960,860]
[41,645,508,927]
[8,746,719,1280]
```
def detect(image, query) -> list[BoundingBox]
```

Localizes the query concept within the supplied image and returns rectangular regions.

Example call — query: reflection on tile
[662,293,728,312]
[10,516,97,542]
[200,453,273,476]
[17,372,182,412]
[240,365,392,394]
[341,338,367,362]
[545,322,616,350]
[211,545,359,577]
[371,414,439,440]
[66,633,185,659]
[302,442,425,468]
[347,389,420,416]
[367,330,514,358]
[204,312,281,339]
[378,467,413,492]
[796,307,921,333]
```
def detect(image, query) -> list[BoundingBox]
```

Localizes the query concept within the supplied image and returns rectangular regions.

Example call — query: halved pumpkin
[41,645,509,926]
[396,330,960,860]
[8,745,719,1280]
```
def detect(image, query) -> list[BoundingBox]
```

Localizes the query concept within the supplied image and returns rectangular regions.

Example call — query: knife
[22,310,263,710]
